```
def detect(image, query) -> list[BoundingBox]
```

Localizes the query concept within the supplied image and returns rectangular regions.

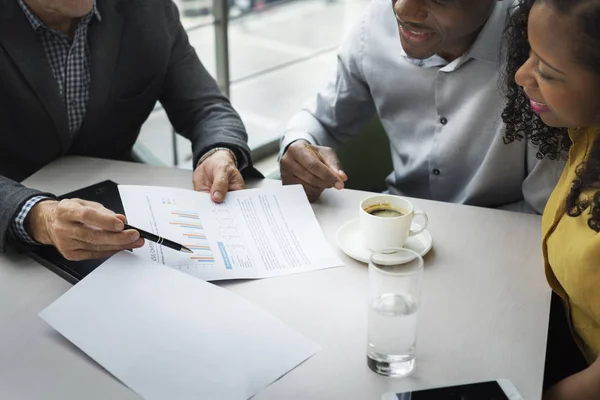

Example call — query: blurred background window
[134,0,367,176]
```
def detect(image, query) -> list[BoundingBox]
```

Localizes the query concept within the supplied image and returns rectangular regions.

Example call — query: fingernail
[213,191,223,201]
[130,231,140,241]
[115,222,124,231]
[334,181,344,190]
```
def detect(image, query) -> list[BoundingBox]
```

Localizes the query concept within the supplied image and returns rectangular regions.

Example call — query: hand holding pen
[124,224,192,253]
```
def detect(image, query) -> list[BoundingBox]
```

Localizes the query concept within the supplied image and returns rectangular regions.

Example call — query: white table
[0,157,551,400]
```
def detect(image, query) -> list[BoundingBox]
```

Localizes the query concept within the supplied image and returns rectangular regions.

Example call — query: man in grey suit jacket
[0,0,255,260]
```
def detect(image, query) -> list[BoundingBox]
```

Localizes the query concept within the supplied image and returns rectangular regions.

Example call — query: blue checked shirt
[9,1,101,244]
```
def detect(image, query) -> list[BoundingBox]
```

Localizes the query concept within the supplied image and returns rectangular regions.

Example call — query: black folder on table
[29,180,124,284]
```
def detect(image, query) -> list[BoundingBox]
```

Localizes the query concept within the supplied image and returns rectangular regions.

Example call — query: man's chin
[399,39,437,60]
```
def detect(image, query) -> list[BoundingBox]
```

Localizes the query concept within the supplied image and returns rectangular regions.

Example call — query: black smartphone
[382,379,523,400]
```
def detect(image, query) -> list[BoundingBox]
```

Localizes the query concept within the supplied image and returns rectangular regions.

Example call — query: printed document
[118,185,342,281]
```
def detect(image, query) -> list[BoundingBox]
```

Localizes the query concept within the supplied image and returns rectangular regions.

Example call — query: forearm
[159,0,251,171]
[544,358,600,400]
[281,9,377,156]
[282,92,376,153]
[187,107,250,171]
[0,175,55,251]
[281,110,333,151]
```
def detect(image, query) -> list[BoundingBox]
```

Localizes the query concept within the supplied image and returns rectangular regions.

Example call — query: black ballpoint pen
[123,224,193,253]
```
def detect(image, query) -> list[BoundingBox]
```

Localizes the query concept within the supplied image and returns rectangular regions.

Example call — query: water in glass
[367,293,418,376]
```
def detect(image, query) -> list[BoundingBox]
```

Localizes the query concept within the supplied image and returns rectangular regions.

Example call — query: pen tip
[181,246,194,254]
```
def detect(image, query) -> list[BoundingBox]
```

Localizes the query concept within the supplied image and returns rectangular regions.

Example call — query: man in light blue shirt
[280,0,563,213]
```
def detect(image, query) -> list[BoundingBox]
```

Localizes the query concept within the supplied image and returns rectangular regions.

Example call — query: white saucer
[335,219,433,264]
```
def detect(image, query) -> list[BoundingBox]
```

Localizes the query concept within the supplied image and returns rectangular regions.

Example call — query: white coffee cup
[359,195,428,252]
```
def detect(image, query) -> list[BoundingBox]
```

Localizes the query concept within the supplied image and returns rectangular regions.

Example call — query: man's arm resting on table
[10,196,145,261]
[158,0,252,173]
[0,175,146,260]
[280,5,376,159]
[278,7,375,201]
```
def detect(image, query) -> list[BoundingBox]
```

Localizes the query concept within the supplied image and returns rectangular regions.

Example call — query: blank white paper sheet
[39,252,319,400]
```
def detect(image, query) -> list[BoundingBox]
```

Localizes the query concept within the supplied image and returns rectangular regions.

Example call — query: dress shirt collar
[400,49,449,69]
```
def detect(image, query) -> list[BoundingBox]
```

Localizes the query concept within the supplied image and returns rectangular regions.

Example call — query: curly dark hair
[502,0,600,231]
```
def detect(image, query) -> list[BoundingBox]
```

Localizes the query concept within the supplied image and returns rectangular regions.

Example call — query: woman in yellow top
[502,0,600,398]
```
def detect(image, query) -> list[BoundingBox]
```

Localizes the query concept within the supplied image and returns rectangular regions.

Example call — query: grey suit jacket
[0,0,254,251]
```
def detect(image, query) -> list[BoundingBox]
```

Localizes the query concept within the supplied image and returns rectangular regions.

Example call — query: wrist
[282,139,311,158]
[27,200,58,245]
[291,139,311,147]
[197,148,237,168]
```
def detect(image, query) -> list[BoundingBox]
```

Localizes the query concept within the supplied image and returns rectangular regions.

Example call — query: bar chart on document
[118,185,343,281]
[117,187,252,280]
[168,208,216,271]
[169,204,255,274]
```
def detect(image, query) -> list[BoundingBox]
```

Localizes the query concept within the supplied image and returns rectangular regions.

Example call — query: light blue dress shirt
[281,0,564,214]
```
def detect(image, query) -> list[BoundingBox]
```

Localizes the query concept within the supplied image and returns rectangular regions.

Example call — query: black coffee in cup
[364,204,407,218]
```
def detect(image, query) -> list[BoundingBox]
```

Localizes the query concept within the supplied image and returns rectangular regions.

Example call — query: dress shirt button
[432,169,441,176]
[70,99,77,107]
[439,116,448,125]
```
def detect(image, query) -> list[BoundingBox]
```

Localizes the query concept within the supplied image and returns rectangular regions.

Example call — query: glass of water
[367,248,424,377]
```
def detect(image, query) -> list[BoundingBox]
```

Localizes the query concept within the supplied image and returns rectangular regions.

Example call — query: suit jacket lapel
[0,2,70,151]
[80,1,123,134]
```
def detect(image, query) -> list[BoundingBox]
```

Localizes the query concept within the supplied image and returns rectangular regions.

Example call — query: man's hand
[193,149,245,203]
[280,140,348,202]
[27,199,144,261]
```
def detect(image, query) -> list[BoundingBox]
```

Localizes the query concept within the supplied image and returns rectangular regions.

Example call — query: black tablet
[29,180,124,284]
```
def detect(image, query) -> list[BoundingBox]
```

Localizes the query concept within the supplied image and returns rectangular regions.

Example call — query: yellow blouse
[542,126,600,364]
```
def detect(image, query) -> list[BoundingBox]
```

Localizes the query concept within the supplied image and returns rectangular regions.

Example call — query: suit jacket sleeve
[158,0,252,171]
[0,176,56,252]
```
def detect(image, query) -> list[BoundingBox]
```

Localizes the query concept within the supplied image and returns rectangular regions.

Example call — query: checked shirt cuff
[8,196,52,245]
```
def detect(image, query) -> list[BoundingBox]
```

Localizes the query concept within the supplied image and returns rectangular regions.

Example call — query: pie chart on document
[335,219,433,265]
